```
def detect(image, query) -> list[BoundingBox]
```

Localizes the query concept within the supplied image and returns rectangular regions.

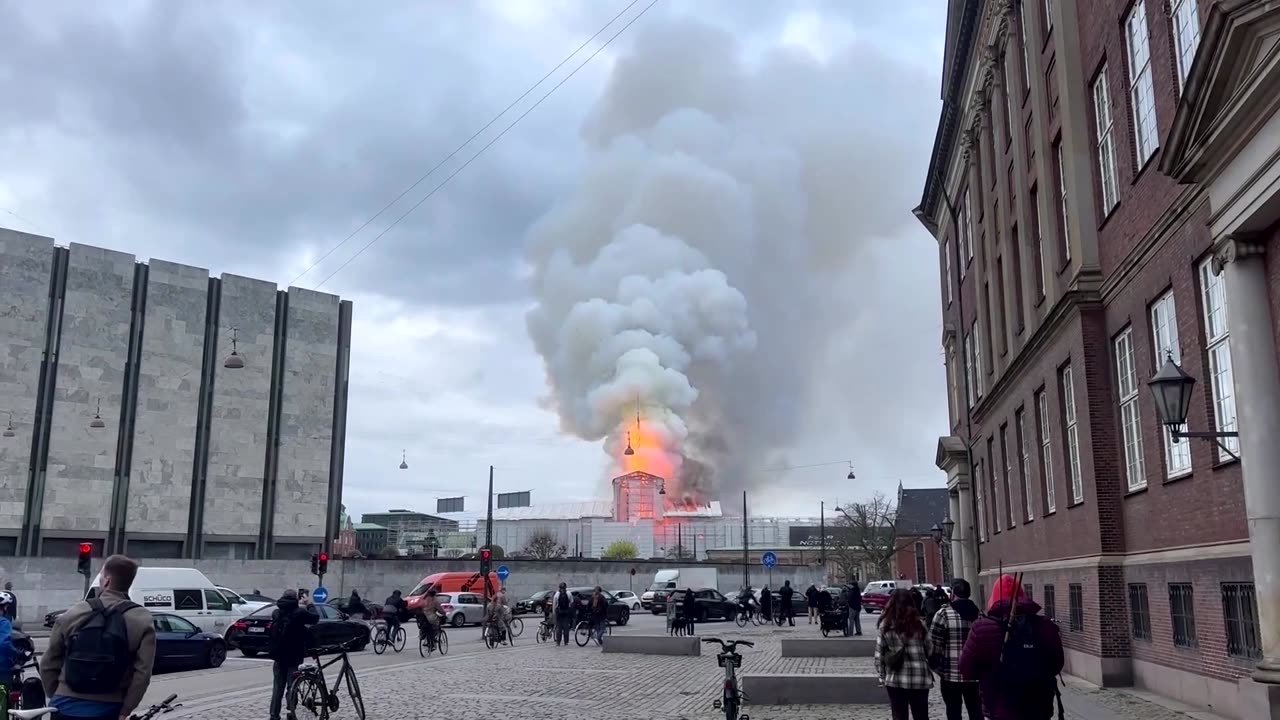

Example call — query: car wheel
[207,640,227,668]
[241,648,259,658]
[452,613,465,628]
[618,609,630,626]
[632,602,641,611]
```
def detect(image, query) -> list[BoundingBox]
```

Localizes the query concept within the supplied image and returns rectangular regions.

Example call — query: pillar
[955,483,978,587]
[948,490,962,582]
[1217,234,1280,684]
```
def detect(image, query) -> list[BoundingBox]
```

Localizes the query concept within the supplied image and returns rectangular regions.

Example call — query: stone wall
[0,557,823,625]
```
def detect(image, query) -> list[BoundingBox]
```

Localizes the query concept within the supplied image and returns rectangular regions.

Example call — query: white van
[89,567,241,633]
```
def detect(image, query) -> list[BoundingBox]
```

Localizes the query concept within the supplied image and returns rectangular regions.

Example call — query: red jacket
[958,597,1064,719]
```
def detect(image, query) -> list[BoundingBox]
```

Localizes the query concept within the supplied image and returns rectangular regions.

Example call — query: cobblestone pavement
[164,621,1218,720]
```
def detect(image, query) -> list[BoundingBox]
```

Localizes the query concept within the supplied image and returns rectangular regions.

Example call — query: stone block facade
[0,231,352,559]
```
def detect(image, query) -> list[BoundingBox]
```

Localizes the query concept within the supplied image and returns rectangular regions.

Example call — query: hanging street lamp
[223,327,246,370]
[399,450,409,470]
[89,398,106,429]
[847,461,856,480]
[1147,352,1238,460]
[3,412,14,438]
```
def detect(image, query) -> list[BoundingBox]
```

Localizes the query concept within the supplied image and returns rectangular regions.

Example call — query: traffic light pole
[483,465,495,599]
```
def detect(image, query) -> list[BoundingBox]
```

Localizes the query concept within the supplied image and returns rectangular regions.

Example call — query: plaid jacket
[929,603,977,683]
[874,622,934,690]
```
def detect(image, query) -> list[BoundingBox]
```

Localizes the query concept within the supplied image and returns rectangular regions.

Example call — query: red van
[405,571,500,611]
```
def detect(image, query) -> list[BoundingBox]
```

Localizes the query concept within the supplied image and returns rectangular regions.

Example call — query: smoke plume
[525,16,928,501]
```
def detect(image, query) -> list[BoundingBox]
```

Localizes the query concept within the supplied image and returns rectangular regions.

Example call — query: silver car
[612,590,642,610]
[436,592,487,627]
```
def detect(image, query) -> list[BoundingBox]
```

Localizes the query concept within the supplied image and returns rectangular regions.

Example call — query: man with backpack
[267,589,320,720]
[959,574,1064,720]
[928,578,982,720]
[551,582,574,647]
[39,554,156,720]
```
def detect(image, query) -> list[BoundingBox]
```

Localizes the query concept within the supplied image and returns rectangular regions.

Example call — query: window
[1038,389,1056,513]
[996,256,1008,352]
[1169,583,1198,648]
[159,615,199,635]
[1068,583,1084,631]
[1151,292,1191,477]
[1003,60,1014,146]
[173,589,204,611]
[1115,328,1147,491]
[1043,584,1056,620]
[947,346,959,425]
[1061,366,1083,503]
[1172,0,1202,91]
[972,320,985,397]
[1017,408,1033,521]
[963,186,975,267]
[1092,66,1120,212]
[1055,141,1071,261]
[944,238,953,303]
[915,542,926,582]
[1019,7,1032,95]
[1126,2,1159,163]
[965,331,977,408]
[1001,424,1015,527]
[1023,584,1034,600]
[989,436,1002,533]
[1128,584,1152,640]
[1200,259,1240,460]
[1221,582,1262,659]
[203,588,232,612]
[1031,186,1046,298]
[1044,0,1054,32]
[983,283,994,369]
[977,459,989,542]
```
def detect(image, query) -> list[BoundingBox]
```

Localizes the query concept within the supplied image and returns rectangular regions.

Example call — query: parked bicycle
[703,637,753,720]
[287,638,366,720]
[8,693,182,720]
[418,626,449,657]
[574,619,611,647]
[372,619,406,654]
[534,618,554,643]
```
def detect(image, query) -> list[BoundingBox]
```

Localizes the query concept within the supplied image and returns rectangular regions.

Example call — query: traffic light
[77,542,92,576]
[317,552,329,576]
[479,547,492,575]
[310,553,319,576]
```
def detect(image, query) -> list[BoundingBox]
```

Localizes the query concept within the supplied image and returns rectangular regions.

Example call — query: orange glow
[619,420,676,480]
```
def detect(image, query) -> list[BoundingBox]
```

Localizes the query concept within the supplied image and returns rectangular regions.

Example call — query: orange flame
[619,419,676,480]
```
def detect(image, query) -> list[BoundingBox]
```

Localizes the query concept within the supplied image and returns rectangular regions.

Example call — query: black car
[514,590,553,616]
[226,602,370,657]
[151,613,227,673]
[672,588,737,622]
[567,588,630,625]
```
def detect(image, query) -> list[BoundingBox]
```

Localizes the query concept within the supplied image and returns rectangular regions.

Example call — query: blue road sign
[496,565,511,581]
[761,552,777,568]
[312,586,329,604]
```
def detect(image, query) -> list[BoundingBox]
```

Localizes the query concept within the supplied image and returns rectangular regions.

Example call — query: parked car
[437,592,488,627]
[861,588,892,613]
[151,613,227,672]
[514,590,554,616]
[611,590,642,611]
[567,588,631,625]
[676,588,737,621]
[217,587,272,616]
[226,602,369,657]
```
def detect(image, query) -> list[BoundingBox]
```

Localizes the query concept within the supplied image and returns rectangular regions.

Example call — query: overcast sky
[0,0,948,520]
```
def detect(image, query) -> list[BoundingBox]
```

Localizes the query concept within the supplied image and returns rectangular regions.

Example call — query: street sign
[313,586,329,604]
[762,552,777,568]
[496,565,510,581]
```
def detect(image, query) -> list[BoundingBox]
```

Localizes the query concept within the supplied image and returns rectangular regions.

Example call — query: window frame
[1125,1,1160,163]
[1092,65,1120,212]
[1001,423,1016,528]
[1031,185,1046,299]
[944,238,953,304]
[1128,583,1152,641]
[1171,0,1202,92]
[1061,365,1083,503]
[1043,584,1056,620]
[1018,5,1032,97]
[1068,583,1084,632]
[963,186,975,267]
[989,436,1002,533]
[1055,140,1070,262]
[1199,259,1240,460]
[1017,407,1033,522]
[914,542,927,583]
[1221,582,1262,660]
[1038,389,1056,513]
[972,319,985,398]
[965,331,977,408]
[1151,291,1192,477]
[1169,583,1198,649]
[1114,327,1148,491]
[976,458,989,542]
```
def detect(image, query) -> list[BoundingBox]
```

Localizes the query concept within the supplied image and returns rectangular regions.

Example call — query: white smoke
[525,16,930,500]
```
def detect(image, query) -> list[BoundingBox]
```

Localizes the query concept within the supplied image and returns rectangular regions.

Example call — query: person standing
[40,555,157,720]
[588,587,609,645]
[266,589,319,720]
[805,584,819,624]
[959,575,1064,720]
[779,581,795,626]
[929,578,982,720]
[874,588,933,720]
[551,583,574,647]
[846,581,863,636]
[680,588,697,634]
[760,587,773,623]
[922,586,947,624]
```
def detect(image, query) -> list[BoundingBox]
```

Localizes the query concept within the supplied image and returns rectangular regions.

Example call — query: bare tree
[831,491,916,579]
[521,530,567,560]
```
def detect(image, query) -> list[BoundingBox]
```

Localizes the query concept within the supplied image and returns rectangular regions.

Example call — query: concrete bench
[743,673,882,705]
[780,637,875,657]
[601,634,701,656]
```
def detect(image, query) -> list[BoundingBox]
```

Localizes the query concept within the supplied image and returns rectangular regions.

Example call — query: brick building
[915,2,1280,718]
[892,486,951,586]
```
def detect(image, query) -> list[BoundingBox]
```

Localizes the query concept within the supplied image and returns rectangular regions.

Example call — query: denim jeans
[848,609,862,635]
[592,620,607,644]
[270,661,299,720]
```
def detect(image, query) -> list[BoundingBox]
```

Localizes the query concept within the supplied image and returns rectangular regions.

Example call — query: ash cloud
[526,16,936,502]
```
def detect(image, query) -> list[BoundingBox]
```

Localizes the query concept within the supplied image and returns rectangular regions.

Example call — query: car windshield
[407,582,429,597]
[219,589,243,603]
[248,605,276,618]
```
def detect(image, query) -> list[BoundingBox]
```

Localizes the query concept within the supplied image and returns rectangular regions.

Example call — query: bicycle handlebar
[701,637,754,649]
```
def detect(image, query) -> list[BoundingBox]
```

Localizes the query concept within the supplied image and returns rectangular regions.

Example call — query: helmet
[0,591,13,606]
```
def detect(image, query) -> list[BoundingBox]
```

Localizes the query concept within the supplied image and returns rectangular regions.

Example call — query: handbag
[883,635,907,671]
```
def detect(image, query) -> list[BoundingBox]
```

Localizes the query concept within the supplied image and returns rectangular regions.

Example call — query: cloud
[0,0,949,519]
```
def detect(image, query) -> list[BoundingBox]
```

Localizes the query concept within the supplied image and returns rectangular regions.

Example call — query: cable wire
[286,0,647,289]
[312,0,662,290]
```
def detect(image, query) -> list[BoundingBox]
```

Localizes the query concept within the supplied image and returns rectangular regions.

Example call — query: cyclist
[588,587,609,645]
[485,594,511,644]
[737,586,757,621]
[0,591,17,681]
[381,590,406,644]
[415,590,444,652]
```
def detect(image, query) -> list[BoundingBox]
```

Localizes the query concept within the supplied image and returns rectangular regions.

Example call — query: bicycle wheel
[723,694,739,720]
[286,671,328,720]
[342,661,366,720]
[484,627,497,649]
[535,623,546,643]
[437,629,449,655]
[506,622,516,646]
[392,626,407,652]
[372,629,388,655]
[419,634,431,657]
[735,610,747,628]
[510,616,524,637]
[574,621,591,647]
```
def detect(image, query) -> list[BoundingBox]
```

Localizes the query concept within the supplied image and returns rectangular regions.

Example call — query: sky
[0,0,949,520]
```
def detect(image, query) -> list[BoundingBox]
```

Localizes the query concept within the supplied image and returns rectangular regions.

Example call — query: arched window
[915,542,927,583]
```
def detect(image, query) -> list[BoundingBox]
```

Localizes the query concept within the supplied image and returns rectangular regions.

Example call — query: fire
[619,419,676,480]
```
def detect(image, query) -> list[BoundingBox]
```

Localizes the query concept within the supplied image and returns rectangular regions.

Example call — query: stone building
[0,228,352,560]
[891,486,950,586]
[915,1,1280,717]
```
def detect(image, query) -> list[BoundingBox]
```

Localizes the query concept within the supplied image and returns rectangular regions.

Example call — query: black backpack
[63,599,138,695]
[556,592,570,611]
[997,614,1059,716]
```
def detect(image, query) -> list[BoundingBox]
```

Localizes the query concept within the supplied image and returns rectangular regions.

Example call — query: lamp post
[1148,353,1239,460]
[931,516,955,583]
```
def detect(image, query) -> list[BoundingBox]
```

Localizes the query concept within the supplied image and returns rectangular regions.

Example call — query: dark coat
[269,598,321,665]
[958,598,1064,720]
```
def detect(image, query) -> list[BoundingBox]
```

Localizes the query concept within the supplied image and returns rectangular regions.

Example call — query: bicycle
[703,637,754,720]
[482,619,515,648]
[734,604,760,628]
[8,693,182,720]
[508,615,524,637]
[574,618,611,647]
[418,626,449,657]
[286,638,365,720]
[534,618,554,643]
[372,620,406,654]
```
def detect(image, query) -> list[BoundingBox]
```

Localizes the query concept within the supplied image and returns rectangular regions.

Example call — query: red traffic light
[319,553,329,562]
[480,549,492,561]
[79,543,92,556]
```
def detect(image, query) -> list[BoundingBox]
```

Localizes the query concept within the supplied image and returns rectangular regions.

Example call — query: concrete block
[602,634,701,656]
[780,637,875,657]
[743,673,882,705]
[1239,677,1280,720]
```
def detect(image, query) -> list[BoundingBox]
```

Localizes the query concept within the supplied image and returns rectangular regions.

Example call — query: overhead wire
[311,0,663,291]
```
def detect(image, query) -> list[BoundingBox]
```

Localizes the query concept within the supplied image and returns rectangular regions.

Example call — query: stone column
[1216,234,1280,684]
[948,490,962,582]
[956,482,978,588]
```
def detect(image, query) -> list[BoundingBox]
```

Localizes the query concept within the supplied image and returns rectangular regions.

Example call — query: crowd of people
[873,574,1065,720]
